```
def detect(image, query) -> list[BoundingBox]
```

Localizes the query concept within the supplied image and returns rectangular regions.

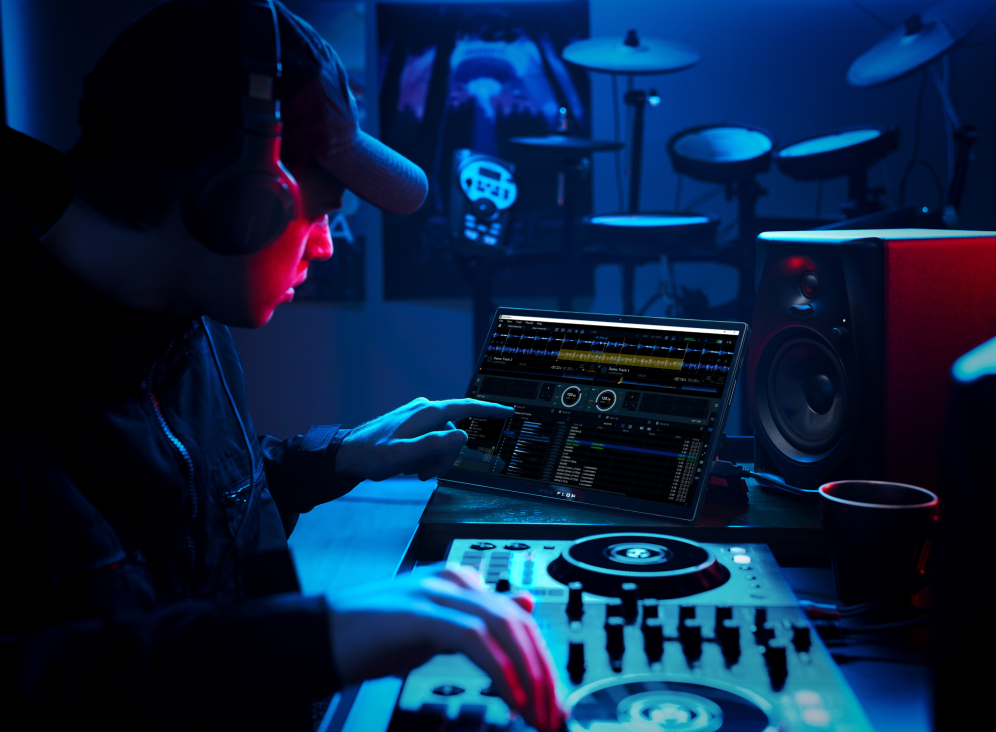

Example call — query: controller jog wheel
[547,533,730,598]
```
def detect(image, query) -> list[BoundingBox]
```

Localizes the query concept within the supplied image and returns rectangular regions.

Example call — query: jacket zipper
[146,342,198,599]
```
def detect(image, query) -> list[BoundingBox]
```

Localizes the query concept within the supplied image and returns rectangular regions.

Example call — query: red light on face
[243,215,332,327]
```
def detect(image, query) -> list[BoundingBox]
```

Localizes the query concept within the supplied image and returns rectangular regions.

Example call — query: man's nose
[305,216,333,261]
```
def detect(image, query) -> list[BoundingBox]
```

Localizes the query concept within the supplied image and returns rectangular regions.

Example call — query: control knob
[792,623,812,653]
[641,599,659,624]
[605,617,625,671]
[567,641,586,684]
[643,618,664,663]
[716,620,741,667]
[753,622,776,647]
[621,583,639,622]
[567,582,584,621]
[763,644,788,691]
[679,620,703,665]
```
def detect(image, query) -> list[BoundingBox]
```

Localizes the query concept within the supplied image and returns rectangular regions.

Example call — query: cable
[814,617,930,646]
[683,186,723,212]
[800,599,928,620]
[637,292,663,317]
[942,55,954,185]
[711,459,819,497]
[898,70,927,205]
[904,161,945,207]
[717,220,738,239]
[897,70,943,208]
[848,0,892,29]
[832,653,930,665]
[842,618,930,632]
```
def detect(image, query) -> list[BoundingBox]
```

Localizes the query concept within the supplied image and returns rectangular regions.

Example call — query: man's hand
[336,398,514,481]
[328,566,563,732]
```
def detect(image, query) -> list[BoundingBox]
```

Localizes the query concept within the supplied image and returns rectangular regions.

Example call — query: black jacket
[0,127,357,729]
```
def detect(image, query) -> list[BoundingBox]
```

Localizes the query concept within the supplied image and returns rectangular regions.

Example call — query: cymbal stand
[624,88,658,214]
[556,153,590,311]
[619,86,660,314]
[729,178,765,321]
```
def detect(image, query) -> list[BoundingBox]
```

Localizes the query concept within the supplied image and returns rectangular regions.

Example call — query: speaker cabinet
[748,228,996,492]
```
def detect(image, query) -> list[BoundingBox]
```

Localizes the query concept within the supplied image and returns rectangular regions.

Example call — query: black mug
[818,480,938,606]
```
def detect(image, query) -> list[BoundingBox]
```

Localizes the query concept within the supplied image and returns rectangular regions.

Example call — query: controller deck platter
[387,534,873,732]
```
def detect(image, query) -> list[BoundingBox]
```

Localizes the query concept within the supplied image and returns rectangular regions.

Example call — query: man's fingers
[415,399,514,430]
[394,398,512,440]
[430,588,552,731]
[521,609,563,731]
[395,429,468,466]
[511,591,535,614]
[432,613,527,715]
[434,565,485,590]
[430,576,554,729]
[415,448,462,481]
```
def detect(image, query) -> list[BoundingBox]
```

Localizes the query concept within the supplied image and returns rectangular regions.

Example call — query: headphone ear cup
[183,132,298,256]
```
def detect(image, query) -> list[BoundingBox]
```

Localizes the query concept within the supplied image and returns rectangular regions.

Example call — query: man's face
[240,161,345,327]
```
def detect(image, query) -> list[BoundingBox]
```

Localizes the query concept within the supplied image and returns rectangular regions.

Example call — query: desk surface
[423,476,819,526]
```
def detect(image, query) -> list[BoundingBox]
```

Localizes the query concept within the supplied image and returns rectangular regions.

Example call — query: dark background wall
[4,0,995,439]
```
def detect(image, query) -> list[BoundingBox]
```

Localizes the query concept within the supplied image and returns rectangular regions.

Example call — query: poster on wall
[285,0,368,302]
[377,1,591,300]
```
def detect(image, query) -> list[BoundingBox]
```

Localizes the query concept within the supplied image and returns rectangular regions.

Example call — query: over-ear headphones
[182,0,298,256]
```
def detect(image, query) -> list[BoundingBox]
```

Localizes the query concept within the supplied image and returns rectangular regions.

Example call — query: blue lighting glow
[952,335,996,383]
[589,215,711,227]
[779,129,880,157]
[673,127,772,163]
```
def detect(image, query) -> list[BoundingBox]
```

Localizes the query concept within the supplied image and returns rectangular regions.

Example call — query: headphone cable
[201,316,260,594]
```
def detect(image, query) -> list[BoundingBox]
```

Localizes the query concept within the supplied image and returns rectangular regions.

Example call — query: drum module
[387,533,873,732]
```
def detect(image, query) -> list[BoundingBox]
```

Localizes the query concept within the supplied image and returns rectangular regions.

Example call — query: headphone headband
[182,0,299,256]
[238,0,281,117]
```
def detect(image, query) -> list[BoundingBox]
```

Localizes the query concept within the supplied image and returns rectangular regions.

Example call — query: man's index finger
[435,399,515,424]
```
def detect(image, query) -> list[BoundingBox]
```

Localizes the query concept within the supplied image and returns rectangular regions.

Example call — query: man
[0,2,561,730]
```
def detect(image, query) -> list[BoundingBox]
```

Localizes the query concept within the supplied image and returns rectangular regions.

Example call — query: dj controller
[386,534,873,732]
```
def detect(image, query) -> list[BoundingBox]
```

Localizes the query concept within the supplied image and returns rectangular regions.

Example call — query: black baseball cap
[73,0,427,216]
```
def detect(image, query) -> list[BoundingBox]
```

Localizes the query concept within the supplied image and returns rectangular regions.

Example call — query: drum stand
[927,64,978,226]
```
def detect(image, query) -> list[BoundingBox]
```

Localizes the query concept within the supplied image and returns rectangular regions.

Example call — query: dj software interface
[451,315,739,506]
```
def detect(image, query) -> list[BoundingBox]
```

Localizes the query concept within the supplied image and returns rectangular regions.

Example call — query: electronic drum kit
[500,1,988,318]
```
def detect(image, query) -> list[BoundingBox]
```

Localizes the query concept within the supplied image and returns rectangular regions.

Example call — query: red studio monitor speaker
[748,228,996,493]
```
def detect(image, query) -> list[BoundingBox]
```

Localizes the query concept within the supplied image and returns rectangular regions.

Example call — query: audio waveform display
[486,332,734,374]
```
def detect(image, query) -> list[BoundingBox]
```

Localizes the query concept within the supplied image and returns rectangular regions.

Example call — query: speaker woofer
[764,337,848,454]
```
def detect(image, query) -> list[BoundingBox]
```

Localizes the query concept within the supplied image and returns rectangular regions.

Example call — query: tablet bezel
[443,307,750,523]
